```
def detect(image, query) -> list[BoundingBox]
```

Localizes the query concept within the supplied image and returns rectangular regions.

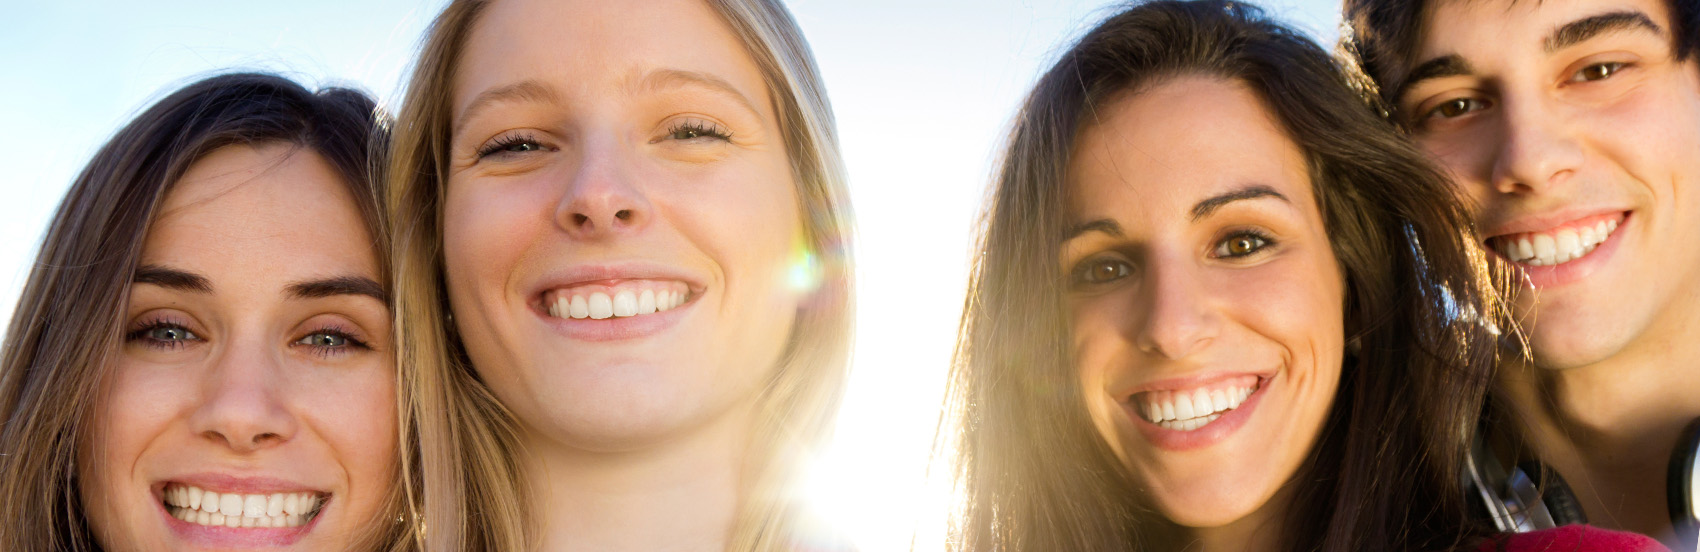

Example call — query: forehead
[453,0,773,121]
[1418,0,1671,60]
[145,144,377,286]
[1068,76,1313,222]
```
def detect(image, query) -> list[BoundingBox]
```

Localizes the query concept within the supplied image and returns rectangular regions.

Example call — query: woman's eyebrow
[633,68,761,118]
[1190,185,1288,222]
[456,79,560,130]
[1065,219,1124,241]
[287,276,388,303]
[134,264,212,293]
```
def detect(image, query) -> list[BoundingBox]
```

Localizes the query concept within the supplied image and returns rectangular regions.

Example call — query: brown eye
[1437,99,1470,118]
[1213,233,1270,258]
[1572,62,1624,83]
[1071,258,1133,286]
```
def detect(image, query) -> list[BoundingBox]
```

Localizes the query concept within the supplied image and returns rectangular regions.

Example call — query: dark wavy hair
[1342,0,1700,122]
[0,72,403,551]
[943,1,1505,550]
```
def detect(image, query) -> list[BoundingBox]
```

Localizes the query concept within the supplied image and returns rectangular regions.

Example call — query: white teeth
[163,485,322,529]
[1494,218,1621,266]
[589,293,613,319]
[613,291,636,317]
[1173,393,1195,420]
[548,285,688,320]
[1135,381,1259,431]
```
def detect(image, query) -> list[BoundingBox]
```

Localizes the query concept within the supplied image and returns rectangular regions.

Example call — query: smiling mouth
[162,483,324,528]
[543,280,691,320]
[1132,376,1262,432]
[1487,213,1623,267]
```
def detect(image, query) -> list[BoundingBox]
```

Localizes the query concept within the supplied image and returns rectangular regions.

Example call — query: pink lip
[528,262,705,342]
[1484,208,1627,237]
[1125,374,1273,452]
[155,474,328,548]
[1487,211,1631,289]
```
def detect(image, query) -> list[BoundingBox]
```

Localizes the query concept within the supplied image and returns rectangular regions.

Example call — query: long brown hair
[386,1,854,549]
[944,2,1504,550]
[0,72,405,551]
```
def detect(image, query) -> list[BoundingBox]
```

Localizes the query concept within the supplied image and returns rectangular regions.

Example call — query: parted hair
[385,0,855,550]
[945,1,1505,550]
[0,72,404,551]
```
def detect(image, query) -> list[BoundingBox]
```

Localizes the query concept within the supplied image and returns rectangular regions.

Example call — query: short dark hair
[1342,0,1700,120]
[0,72,396,551]
[946,1,1504,550]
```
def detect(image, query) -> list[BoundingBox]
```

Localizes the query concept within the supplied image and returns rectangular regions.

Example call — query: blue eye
[126,321,201,350]
[294,328,369,358]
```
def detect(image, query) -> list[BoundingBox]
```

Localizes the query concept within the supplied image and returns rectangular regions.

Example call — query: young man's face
[1399,0,1700,369]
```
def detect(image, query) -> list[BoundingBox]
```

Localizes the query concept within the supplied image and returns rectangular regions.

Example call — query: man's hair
[1342,0,1700,120]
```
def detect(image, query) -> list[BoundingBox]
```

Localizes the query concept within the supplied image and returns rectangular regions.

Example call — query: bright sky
[0,1,1340,549]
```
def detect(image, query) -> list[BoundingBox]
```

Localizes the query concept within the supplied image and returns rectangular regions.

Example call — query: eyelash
[1070,255,1134,288]
[294,324,371,358]
[664,119,732,142]
[1212,230,1276,259]
[476,132,549,159]
[123,318,370,358]
[126,317,200,351]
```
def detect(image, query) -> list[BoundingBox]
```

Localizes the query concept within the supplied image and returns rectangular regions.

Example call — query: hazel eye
[1213,233,1271,258]
[297,332,348,348]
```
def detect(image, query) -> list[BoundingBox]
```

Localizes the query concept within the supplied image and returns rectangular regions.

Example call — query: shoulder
[1478,525,1669,552]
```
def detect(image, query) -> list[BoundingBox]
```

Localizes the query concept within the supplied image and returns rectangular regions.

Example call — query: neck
[1498,313,1700,546]
[522,408,754,552]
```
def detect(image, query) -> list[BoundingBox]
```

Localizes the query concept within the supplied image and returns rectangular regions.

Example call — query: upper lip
[1114,369,1274,399]
[158,473,327,495]
[1483,207,1628,239]
[528,261,706,300]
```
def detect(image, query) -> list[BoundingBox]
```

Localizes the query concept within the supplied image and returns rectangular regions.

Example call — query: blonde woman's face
[1060,77,1346,530]
[443,0,805,450]
[82,144,396,551]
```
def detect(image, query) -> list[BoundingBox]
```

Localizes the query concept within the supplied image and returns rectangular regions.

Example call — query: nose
[188,338,297,452]
[554,137,651,239]
[1488,95,1584,195]
[1132,259,1219,360]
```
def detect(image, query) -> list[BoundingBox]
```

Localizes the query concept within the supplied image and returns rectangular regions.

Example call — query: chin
[1148,478,1278,529]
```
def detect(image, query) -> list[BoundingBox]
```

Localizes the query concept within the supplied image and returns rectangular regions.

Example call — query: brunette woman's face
[443,0,804,450]
[81,144,396,550]
[1061,77,1345,529]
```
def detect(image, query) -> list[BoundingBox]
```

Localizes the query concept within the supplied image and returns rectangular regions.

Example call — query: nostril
[573,213,590,226]
[615,209,632,221]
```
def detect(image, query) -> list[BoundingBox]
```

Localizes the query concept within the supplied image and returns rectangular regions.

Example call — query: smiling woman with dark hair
[944,1,1659,550]
[0,72,411,551]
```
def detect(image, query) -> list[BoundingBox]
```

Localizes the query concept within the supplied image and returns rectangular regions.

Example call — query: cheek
[81,361,188,539]
[304,364,398,514]
[443,177,550,299]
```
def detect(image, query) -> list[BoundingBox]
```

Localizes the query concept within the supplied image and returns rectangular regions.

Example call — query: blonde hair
[385,1,853,550]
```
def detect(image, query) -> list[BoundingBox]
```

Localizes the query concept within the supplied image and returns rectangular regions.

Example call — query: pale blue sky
[0,1,1340,547]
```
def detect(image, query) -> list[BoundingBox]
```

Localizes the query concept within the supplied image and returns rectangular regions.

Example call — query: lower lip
[534,299,693,342]
[1127,375,1272,452]
[160,500,322,547]
[1499,212,1630,289]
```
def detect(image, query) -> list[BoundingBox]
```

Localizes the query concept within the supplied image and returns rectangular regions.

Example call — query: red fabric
[1479,525,1669,552]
